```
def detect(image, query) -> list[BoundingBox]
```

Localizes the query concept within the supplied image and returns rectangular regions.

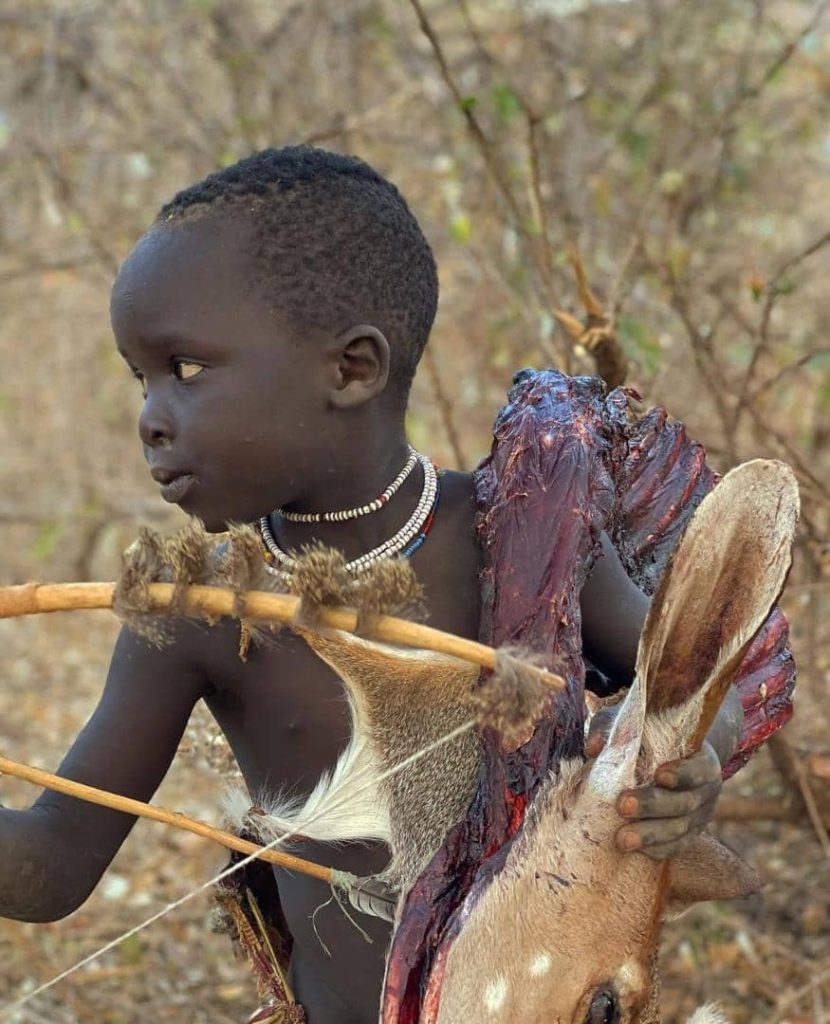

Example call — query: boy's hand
[586,706,723,860]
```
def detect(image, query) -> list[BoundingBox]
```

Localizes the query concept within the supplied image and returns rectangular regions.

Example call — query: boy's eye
[133,372,147,398]
[173,360,205,381]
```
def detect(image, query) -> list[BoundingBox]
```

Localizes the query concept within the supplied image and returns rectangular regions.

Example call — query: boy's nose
[138,396,176,448]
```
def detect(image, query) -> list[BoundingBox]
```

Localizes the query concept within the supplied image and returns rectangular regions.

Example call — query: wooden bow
[0,580,565,888]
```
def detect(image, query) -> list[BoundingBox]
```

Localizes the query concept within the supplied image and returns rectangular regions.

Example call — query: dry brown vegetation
[0,0,828,1021]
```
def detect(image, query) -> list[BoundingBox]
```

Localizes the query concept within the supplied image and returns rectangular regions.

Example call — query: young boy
[1,146,746,1023]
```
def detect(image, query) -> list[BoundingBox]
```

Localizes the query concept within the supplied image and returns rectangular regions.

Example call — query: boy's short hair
[156,145,439,402]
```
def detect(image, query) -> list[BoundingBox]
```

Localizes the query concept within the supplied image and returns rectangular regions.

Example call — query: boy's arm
[580,532,648,691]
[0,623,208,922]
[580,533,743,859]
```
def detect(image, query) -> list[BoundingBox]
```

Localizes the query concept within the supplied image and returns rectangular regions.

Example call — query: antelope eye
[585,987,620,1024]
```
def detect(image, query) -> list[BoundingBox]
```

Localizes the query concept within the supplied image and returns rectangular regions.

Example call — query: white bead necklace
[259,451,438,582]
[278,446,419,523]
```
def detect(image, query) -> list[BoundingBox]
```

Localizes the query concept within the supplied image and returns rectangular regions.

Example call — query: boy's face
[111,215,333,531]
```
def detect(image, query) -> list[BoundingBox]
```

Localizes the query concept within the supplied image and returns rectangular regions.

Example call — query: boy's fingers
[617,780,721,820]
[637,832,700,862]
[585,707,617,757]
[654,743,722,790]
[617,814,691,852]
[616,796,720,854]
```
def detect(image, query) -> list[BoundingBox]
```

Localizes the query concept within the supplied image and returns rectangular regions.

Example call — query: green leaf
[119,934,145,967]
[449,212,472,243]
[459,95,477,113]
[722,161,750,193]
[621,127,652,161]
[492,82,521,122]
[31,521,63,562]
[659,169,685,196]
[668,243,689,281]
[618,316,661,373]
[775,276,799,297]
[404,410,430,452]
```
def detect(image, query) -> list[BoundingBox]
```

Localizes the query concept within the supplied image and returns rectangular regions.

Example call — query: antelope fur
[230,630,482,888]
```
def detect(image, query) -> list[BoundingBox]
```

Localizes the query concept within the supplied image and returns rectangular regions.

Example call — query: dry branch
[714,796,800,823]
[767,733,830,858]
[420,346,467,470]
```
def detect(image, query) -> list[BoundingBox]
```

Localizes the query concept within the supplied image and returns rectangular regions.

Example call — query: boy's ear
[327,324,391,409]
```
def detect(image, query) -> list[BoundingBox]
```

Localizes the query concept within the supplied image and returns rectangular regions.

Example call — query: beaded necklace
[277,447,419,523]
[258,449,442,583]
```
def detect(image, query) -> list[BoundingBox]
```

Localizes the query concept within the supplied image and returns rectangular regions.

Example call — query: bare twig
[406,0,571,369]
[26,140,120,275]
[767,734,830,859]
[421,345,467,470]
[658,273,737,460]
[0,256,101,285]
[714,795,801,823]
[738,0,830,110]
[749,347,830,404]
[745,402,830,505]
[407,0,524,226]
[742,228,830,412]
[0,503,168,525]
[768,956,830,1023]
[302,83,421,145]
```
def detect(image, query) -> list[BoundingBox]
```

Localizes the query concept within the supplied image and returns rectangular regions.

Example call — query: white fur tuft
[639,689,705,777]
[687,1004,729,1024]
[222,693,391,847]
[222,787,255,832]
[588,677,645,799]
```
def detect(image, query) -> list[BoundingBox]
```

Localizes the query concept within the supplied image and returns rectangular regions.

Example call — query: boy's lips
[150,467,196,504]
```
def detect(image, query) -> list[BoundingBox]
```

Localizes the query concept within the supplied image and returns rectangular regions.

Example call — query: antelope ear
[636,460,798,752]
[588,677,646,798]
[666,833,763,918]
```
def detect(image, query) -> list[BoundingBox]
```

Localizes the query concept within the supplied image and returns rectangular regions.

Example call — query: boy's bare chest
[205,509,483,802]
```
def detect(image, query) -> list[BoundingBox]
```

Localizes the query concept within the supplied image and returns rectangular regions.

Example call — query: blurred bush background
[0,1,828,1020]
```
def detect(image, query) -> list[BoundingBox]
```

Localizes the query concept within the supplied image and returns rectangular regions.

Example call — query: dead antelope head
[429,460,798,1024]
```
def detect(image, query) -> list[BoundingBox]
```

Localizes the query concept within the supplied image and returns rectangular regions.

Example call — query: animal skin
[420,460,796,1024]
[229,636,480,890]
[382,371,796,1024]
[232,458,798,1024]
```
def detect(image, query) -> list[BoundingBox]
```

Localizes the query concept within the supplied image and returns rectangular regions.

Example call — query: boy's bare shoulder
[112,612,239,699]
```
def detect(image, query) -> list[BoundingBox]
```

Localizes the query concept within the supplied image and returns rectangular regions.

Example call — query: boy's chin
[194,512,259,536]
[185,512,231,534]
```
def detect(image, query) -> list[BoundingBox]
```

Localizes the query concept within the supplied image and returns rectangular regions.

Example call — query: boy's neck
[274,429,428,559]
